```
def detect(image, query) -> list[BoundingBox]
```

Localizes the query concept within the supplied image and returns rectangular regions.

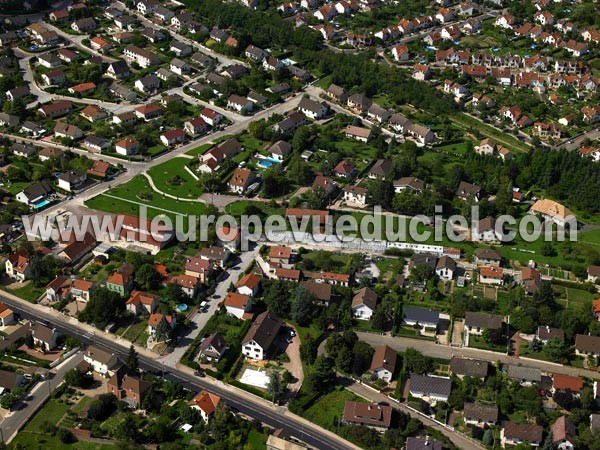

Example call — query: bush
[57,427,75,444]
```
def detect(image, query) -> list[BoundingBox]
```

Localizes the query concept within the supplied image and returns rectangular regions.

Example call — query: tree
[166,282,187,306]
[79,287,124,328]
[115,413,138,442]
[126,345,139,372]
[372,309,388,331]
[135,263,161,291]
[56,428,74,444]
[0,387,23,410]
[267,371,283,403]
[404,348,434,374]
[542,338,570,363]
[65,368,93,388]
[291,286,314,326]
[154,316,172,342]
[306,356,334,394]
[87,393,117,421]
[263,281,291,317]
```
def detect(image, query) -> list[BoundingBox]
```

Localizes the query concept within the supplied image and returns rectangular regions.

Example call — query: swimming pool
[34,199,50,209]
[176,303,188,312]
[257,156,282,169]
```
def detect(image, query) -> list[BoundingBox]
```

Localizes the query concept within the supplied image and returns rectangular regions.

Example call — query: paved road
[345,379,484,450]
[1,352,84,444]
[557,128,600,151]
[0,292,359,450]
[159,245,260,367]
[356,332,600,379]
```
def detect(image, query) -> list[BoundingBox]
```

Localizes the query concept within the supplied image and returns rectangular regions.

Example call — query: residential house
[552,374,583,395]
[107,368,151,408]
[268,140,292,161]
[367,104,391,123]
[343,186,368,207]
[15,181,52,207]
[90,36,113,53]
[236,273,261,297]
[115,138,139,156]
[168,274,197,298]
[370,345,397,382]
[588,265,600,283]
[41,69,66,86]
[409,375,452,402]
[474,248,501,267]
[135,75,160,94]
[507,365,542,385]
[83,345,120,376]
[57,232,96,265]
[83,136,111,154]
[38,100,73,118]
[80,105,108,123]
[269,245,293,265]
[536,326,565,343]
[6,85,30,102]
[29,322,59,351]
[403,306,439,333]
[575,334,600,357]
[106,60,130,80]
[227,95,253,113]
[135,103,163,121]
[71,18,97,33]
[464,402,498,427]
[170,41,192,57]
[299,281,332,306]
[241,311,283,360]
[342,125,372,143]
[326,84,348,103]
[198,333,227,362]
[341,401,391,432]
[0,369,24,393]
[106,271,134,296]
[391,45,409,61]
[368,159,393,179]
[333,160,355,179]
[184,257,211,283]
[501,423,543,448]
[224,292,252,319]
[551,416,576,450]
[393,177,424,194]
[464,311,503,336]
[529,199,575,227]
[449,357,489,379]
[351,287,377,320]
[457,181,481,202]
[298,97,328,120]
[435,255,456,280]
[126,291,159,316]
[0,303,14,327]
[188,390,221,423]
[160,128,186,147]
[147,313,176,338]
[347,93,372,113]
[123,45,161,68]
[228,168,256,194]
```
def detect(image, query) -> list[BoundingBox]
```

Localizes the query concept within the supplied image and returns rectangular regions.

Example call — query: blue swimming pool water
[258,160,273,168]
[34,199,50,209]
[176,303,188,312]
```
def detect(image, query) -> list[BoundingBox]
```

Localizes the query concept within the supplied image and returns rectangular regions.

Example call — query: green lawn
[448,113,530,154]
[185,143,213,157]
[3,281,44,302]
[85,175,209,222]
[147,157,203,199]
[244,429,268,449]
[122,319,148,342]
[302,389,361,430]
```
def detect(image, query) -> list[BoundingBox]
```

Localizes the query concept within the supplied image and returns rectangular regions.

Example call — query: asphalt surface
[0,352,84,444]
[0,293,359,450]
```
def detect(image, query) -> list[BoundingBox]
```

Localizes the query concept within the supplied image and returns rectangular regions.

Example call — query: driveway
[282,326,303,397]
[159,245,260,367]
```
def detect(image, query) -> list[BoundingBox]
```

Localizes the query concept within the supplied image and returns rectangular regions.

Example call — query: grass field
[302,389,360,430]
[185,143,213,157]
[449,113,530,154]
[147,157,203,199]
[3,281,44,302]
[85,175,209,221]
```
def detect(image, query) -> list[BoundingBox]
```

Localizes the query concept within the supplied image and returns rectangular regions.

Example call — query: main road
[0,292,360,450]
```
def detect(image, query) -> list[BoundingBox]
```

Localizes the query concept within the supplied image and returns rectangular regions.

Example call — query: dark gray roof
[21,181,53,201]
[11,143,37,156]
[108,60,130,75]
[465,311,503,330]
[406,437,442,450]
[242,311,282,350]
[369,159,393,177]
[450,357,489,378]
[507,365,541,382]
[409,374,452,397]
[412,253,438,269]
[267,82,291,95]
[403,306,439,326]
[191,52,213,67]
[464,402,498,423]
